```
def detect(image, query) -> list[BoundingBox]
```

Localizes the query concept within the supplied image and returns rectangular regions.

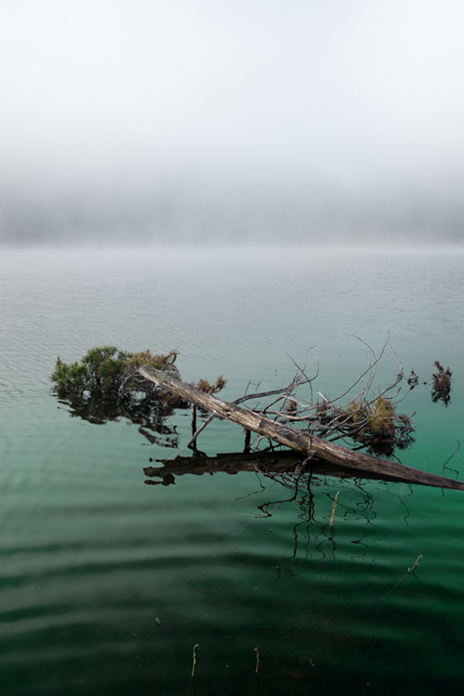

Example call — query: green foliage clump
[51,346,179,397]
[346,396,414,456]
[51,356,91,394]
[431,361,452,406]
[50,346,225,447]
[316,395,414,456]
[126,348,179,372]
[193,375,227,395]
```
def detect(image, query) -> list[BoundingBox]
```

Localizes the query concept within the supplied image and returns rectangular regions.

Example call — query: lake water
[1,245,463,695]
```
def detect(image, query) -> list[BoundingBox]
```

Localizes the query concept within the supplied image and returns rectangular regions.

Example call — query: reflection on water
[1,247,464,695]
[56,390,181,448]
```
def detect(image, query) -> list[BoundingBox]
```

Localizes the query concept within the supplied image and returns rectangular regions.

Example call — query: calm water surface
[0,246,463,695]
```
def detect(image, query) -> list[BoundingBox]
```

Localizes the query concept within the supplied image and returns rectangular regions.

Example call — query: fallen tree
[50,344,460,490]
[139,365,464,492]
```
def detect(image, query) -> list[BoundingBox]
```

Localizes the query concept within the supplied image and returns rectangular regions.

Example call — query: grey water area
[0,244,463,695]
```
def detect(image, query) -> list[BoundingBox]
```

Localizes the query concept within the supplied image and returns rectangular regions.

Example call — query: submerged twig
[191,644,199,679]
[329,492,339,528]
[407,554,423,574]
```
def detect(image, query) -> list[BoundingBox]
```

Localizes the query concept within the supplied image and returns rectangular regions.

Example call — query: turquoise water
[1,246,463,694]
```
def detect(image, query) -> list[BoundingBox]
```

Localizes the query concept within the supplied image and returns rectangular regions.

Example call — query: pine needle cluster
[51,346,179,397]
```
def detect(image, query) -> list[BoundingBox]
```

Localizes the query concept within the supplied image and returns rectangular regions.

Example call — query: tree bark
[139,366,464,491]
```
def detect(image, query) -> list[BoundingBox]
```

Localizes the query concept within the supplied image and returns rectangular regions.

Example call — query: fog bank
[1,1,464,246]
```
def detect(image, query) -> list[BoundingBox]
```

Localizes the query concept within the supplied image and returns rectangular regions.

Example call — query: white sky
[1,0,464,240]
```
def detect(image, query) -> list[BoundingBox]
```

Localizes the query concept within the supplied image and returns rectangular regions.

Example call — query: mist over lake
[2,1,464,247]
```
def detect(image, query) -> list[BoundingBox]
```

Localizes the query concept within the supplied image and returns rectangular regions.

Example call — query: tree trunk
[139,366,464,491]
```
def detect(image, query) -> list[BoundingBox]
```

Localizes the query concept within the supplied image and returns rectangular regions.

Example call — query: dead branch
[139,365,464,491]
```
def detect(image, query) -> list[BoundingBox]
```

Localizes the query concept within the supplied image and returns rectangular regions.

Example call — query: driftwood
[139,366,464,492]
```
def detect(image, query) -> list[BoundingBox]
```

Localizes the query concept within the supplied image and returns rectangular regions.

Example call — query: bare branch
[186,412,218,449]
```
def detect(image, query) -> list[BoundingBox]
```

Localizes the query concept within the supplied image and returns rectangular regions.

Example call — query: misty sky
[1,0,464,245]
